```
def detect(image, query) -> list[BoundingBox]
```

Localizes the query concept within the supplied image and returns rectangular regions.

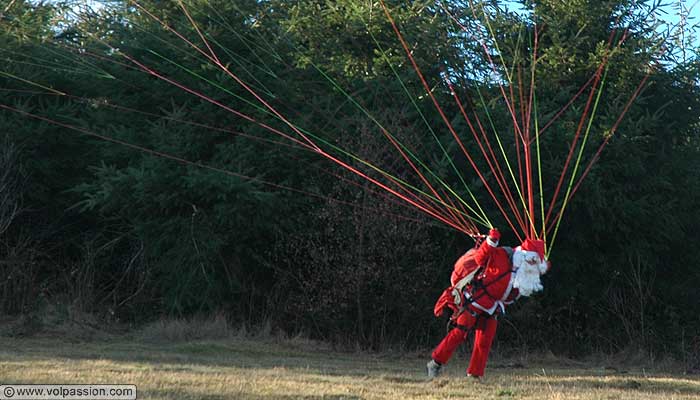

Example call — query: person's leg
[431,311,476,365]
[466,316,498,377]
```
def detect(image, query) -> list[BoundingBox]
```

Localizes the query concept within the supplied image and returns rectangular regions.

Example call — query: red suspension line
[131,2,327,150]
[516,66,526,201]
[524,23,539,238]
[110,35,450,226]
[542,67,605,230]
[2,103,435,225]
[511,77,521,135]
[377,125,473,231]
[319,151,473,233]
[535,27,629,140]
[381,0,523,239]
[463,0,526,144]
[466,89,527,230]
[546,72,651,236]
[173,6,467,229]
[517,65,526,139]
[439,2,528,151]
[121,53,317,151]
[301,154,451,224]
[542,29,629,231]
[142,3,470,231]
[443,72,528,234]
[103,88,451,219]
[442,2,535,237]
[121,43,462,230]
[537,73,597,137]
[441,187,478,234]
[85,89,447,221]
[83,97,310,151]
[176,0,221,64]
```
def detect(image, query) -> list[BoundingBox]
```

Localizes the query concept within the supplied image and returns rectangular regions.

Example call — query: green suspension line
[548,66,611,256]
[146,49,484,226]
[364,19,492,227]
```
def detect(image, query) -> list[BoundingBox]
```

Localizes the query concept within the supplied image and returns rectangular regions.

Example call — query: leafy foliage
[0,0,698,358]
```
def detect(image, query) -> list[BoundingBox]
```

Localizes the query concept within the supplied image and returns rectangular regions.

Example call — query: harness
[469,268,513,304]
[447,265,513,332]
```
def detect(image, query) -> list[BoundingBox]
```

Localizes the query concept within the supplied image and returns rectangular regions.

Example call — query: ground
[0,336,698,399]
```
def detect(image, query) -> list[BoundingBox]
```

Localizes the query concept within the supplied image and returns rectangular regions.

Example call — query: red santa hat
[521,238,545,262]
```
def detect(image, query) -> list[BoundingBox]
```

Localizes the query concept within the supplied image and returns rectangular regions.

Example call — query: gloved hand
[486,228,500,246]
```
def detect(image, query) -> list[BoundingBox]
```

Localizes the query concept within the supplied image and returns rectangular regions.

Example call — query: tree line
[0,0,698,361]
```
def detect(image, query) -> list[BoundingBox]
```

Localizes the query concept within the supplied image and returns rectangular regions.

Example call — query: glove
[486,228,500,246]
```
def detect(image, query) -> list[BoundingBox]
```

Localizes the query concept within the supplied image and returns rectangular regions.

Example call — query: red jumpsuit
[431,239,516,377]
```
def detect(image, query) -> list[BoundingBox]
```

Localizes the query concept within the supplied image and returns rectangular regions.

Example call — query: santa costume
[428,230,549,379]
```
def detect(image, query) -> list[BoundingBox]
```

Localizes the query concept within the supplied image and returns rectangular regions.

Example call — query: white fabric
[454,267,481,291]
[470,298,499,315]
[451,287,462,305]
[511,247,547,297]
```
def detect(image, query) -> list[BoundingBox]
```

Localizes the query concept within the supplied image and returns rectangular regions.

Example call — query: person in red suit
[427,229,549,379]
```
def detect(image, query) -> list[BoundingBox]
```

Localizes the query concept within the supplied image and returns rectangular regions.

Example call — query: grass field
[0,335,698,399]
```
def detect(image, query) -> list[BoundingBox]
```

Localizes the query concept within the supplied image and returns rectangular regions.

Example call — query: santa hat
[521,238,545,262]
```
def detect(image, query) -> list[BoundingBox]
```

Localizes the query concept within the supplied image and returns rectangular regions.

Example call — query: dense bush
[0,0,698,359]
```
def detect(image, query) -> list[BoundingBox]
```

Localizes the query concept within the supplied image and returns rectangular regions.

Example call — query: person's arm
[474,228,500,266]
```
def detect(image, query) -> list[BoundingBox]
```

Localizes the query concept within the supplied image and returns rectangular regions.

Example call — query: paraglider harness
[444,249,514,334]
[447,268,512,332]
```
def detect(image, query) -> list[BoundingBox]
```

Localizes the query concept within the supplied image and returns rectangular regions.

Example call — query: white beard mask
[512,248,548,297]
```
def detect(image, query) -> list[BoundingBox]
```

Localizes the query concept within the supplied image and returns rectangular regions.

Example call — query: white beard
[512,248,547,297]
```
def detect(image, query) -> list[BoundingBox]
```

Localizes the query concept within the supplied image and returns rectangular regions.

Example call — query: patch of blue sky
[501,0,699,48]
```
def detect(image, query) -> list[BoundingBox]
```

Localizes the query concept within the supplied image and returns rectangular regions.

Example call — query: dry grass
[0,336,698,400]
[137,313,233,342]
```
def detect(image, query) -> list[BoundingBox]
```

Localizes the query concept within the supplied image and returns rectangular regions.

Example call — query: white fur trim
[470,299,499,315]
[486,236,498,247]
[511,248,546,297]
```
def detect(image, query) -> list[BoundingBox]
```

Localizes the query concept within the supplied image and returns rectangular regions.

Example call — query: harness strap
[466,267,513,304]
[448,308,497,333]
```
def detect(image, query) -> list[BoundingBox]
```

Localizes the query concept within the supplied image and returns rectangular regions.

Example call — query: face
[515,250,546,275]
[524,254,540,265]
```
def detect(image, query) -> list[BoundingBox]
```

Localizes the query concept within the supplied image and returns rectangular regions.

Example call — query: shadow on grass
[2,338,413,378]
